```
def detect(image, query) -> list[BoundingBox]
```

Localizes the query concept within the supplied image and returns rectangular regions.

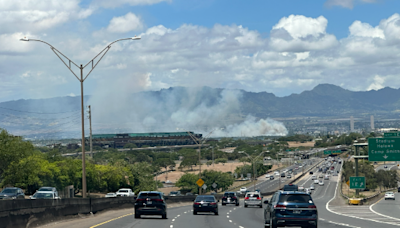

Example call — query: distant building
[371,115,375,130]
[350,116,354,132]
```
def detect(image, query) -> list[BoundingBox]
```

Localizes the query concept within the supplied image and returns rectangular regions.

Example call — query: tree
[179,153,198,171]
[175,173,199,194]
[201,170,234,192]
[123,143,137,149]
[155,158,176,180]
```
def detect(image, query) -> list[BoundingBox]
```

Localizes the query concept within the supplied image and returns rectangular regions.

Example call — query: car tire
[270,216,277,228]
[134,213,140,219]
[259,205,263,208]
[244,204,248,208]
[193,211,197,215]
[222,203,226,206]
[162,212,167,219]
[236,203,239,206]
[215,211,219,215]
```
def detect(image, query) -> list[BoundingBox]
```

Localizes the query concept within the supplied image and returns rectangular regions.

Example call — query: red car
[331,166,334,170]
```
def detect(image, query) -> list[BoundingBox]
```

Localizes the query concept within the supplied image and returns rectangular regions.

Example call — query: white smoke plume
[88,83,288,137]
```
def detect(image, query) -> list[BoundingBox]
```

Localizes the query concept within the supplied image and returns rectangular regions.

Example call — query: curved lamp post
[238,151,265,191]
[20,36,141,198]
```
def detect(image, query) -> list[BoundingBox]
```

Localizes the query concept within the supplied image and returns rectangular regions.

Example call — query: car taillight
[152,199,164,202]
[245,197,249,200]
[308,205,317,209]
[210,202,217,205]
[274,204,286,209]
[232,196,237,199]
[222,197,227,199]
[194,202,201,205]
[136,199,145,202]
[257,197,261,200]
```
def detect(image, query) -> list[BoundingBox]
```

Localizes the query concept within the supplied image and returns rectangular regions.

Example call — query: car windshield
[33,193,54,199]
[38,188,53,191]
[246,193,260,197]
[279,194,312,203]
[138,193,161,199]
[1,189,17,194]
[118,190,128,193]
[195,196,215,202]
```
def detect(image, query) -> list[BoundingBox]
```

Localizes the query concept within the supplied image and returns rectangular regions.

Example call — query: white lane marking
[170,225,173,228]
[370,197,400,222]
[172,219,175,222]
[177,214,180,217]
[328,221,361,228]
[227,213,229,215]
[229,220,232,223]
[227,216,230,218]
[239,226,244,228]
[319,218,325,221]
[184,212,187,214]
[229,210,232,212]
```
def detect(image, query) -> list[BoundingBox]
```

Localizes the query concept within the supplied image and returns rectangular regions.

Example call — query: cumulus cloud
[367,75,385,91]
[325,0,377,9]
[269,15,338,52]
[107,12,144,33]
[91,0,170,8]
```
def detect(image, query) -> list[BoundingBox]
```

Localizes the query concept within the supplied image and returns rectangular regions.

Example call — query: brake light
[136,199,145,202]
[152,199,164,202]
[308,205,317,209]
[232,196,237,199]
[194,202,201,205]
[210,202,217,205]
[257,197,261,200]
[274,204,286,209]
[245,197,249,200]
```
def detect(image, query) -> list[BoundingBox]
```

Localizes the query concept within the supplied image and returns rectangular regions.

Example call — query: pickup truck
[116,188,135,197]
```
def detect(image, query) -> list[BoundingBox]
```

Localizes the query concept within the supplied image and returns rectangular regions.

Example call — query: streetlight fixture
[238,151,265,191]
[20,36,141,198]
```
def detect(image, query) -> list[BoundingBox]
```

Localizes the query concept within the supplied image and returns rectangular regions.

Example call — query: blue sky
[1,0,400,102]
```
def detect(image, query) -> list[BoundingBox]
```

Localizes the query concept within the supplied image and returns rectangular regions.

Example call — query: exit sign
[384,132,400,137]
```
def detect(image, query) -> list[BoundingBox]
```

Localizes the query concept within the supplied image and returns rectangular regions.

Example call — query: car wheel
[222,203,226,206]
[134,213,140,219]
[259,205,263,208]
[162,212,167,219]
[244,204,248,208]
[236,203,239,206]
[270,216,277,228]
[215,211,219,215]
[193,211,197,215]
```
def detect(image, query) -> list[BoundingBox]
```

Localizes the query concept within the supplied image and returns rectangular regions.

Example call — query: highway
[40,157,400,228]
[375,162,398,171]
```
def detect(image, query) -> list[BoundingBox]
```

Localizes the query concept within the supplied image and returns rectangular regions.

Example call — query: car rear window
[246,193,260,197]
[224,193,235,197]
[170,191,178,194]
[138,193,161,199]
[195,196,215,202]
[118,190,128,192]
[279,194,312,203]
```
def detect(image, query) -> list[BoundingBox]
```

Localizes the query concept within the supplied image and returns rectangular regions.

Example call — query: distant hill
[1,84,399,138]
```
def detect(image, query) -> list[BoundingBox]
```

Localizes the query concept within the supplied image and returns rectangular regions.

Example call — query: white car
[116,188,135,197]
[314,179,319,184]
[319,181,324,186]
[240,187,247,193]
[30,191,60,199]
[265,174,271,178]
[385,192,395,200]
[105,192,117,198]
[274,171,280,176]
[311,175,317,180]
[309,185,315,190]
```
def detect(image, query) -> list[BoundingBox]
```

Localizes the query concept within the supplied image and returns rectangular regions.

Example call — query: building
[370,115,375,130]
[350,116,354,132]
[89,132,203,148]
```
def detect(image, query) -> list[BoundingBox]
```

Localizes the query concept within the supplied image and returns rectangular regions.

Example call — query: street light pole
[20,36,141,198]
[239,151,265,191]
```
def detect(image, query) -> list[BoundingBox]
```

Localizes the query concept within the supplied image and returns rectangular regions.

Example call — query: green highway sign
[324,150,331,155]
[368,138,400,161]
[332,150,342,155]
[349,176,366,189]
[384,132,400,137]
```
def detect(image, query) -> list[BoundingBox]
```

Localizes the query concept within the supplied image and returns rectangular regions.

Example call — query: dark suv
[264,191,318,228]
[0,187,25,199]
[134,191,167,219]
[221,192,239,206]
[193,195,219,215]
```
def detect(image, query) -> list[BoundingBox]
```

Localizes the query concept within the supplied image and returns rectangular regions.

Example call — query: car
[116,188,135,197]
[398,187,400,193]
[30,191,60,199]
[305,188,312,195]
[185,192,194,196]
[264,191,318,228]
[0,187,25,200]
[384,165,388,169]
[287,174,292,178]
[37,186,60,198]
[319,174,324,178]
[324,175,329,180]
[309,171,313,175]
[244,191,263,208]
[105,192,117,198]
[193,195,219,215]
[169,191,182,196]
[311,175,317,180]
[281,173,286,178]
[385,192,395,200]
[265,174,271,178]
[298,186,304,192]
[314,179,319,184]
[309,185,315,190]
[283,184,298,191]
[270,176,275,180]
[240,187,247,193]
[165,180,172,184]
[274,171,280,175]
[319,181,324,186]
[135,191,167,219]
[222,192,239,206]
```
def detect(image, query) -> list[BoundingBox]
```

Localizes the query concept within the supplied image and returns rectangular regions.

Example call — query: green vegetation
[315,133,363,147]
[278,134,313,143]
[175,170,235,194]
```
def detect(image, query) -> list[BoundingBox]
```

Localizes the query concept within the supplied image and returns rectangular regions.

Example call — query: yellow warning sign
[196,178,204,187]
[346,180,350,187]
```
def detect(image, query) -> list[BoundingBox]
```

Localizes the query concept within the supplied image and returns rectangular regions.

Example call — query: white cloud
[107,12,144,33]
[270,15,338,52]
[367,75,385,91]
[349,21,384,38]
[325,0,377,9]
[91,0,170,9]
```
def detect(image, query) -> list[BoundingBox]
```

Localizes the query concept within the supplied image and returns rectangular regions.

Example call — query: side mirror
[263,200,269,204]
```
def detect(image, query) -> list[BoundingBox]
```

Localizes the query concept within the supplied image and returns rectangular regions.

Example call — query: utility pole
[212,146,214,167]
[88,105,93,158]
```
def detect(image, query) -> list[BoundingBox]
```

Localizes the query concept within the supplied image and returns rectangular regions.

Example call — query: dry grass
[341,181,378,198]
[287,141,315,148]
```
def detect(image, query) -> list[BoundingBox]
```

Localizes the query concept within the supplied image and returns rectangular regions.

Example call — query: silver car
[244,192,262,208]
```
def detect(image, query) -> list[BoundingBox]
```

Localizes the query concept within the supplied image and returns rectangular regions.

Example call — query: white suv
[240,187,247,193]
[116,188,135,197]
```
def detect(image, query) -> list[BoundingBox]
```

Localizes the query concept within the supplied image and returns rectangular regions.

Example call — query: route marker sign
[212,183,217,188]
[349,176,366,189]
[196,178,204,187]
[346,180,350,187]
[368,138,400,161]
[384,132,400,137]
[202,184,207,190]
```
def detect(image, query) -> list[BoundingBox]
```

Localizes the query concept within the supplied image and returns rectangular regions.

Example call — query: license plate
[203,203,208,206]
[147,201,152,205]
[293,210,301,214]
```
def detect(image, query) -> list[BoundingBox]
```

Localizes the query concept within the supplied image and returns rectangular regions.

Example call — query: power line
[0,106,80,114]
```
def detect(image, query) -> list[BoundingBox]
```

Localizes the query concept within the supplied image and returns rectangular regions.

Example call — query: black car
[270,176,275,180]
[222,192,239,206]
[134,191,167,219]
[193,195,219,215]
[264,191,318,228]
[283,184,298,191]
[398,187,400,193]
[0,187,25,199]
[309,171,313,175]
